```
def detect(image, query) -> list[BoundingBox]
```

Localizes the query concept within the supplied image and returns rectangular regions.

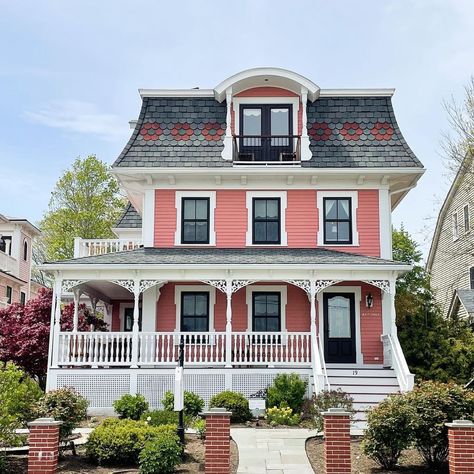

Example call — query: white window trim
[317,190,359,246]
[232,96,300,138]
[174,191,216,246]
[452,211,459,242]
[317,286,363,366]
[463,204,470,234]
[119,302,142,332]
[174,285,216,332]
[245,285,288,332]
[246,191,288,246]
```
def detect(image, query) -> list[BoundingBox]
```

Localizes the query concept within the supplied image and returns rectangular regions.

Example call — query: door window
[327,296,351,338]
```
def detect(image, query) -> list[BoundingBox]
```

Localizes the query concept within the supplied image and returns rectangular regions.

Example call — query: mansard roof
[113,95,422,169]
[114,202,142,229]
[45,246,405,267]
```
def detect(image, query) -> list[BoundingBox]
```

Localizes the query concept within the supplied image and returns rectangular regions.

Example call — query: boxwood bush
[209,391,252,423]
[86,418,175,465]
[113,394,149,421]
[161,390,204,417]
[266,373,307,412]
[139,433,182,474]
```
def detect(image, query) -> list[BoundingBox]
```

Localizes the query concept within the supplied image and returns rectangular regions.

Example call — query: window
[123,307,142,332]
[20,292,26,305]
[470,267,474,290]
[464,205,470,233]
[252,198,281,244]
[453,212,459,240]
[252,292,281,332]
[23,240,28,261]
[0,236,12,255]
[6,286,12,304]
[323,197,353,244]
[181,198,210,244]
[181,292,209,332]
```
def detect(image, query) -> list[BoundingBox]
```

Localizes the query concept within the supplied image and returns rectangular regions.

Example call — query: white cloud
[24,100,126,142]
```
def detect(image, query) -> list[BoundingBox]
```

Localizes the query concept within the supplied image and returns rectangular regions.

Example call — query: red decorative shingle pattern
[340,122,364,141]
[139,122,163,141]
[308,122,332,141]
[171,122,194,141]
[202,122,225,141]
[371,122,394,141]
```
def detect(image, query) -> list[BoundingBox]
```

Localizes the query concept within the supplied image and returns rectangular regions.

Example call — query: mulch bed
[5,435,239,473]
[306,437,449,473]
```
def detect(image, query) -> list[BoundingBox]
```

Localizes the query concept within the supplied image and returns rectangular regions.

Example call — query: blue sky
[1,0,473,256]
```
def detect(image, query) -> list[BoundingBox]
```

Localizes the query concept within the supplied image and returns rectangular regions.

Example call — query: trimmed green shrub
[142,409,192,428]
[209,391,253,423]
[406,381,474,468]
[86,418,175,465]
[161,390,204,417]
[139,433,182,474]
[303,389,355,431]
[34,387,88,440]
[113,394,149,421]
[266,406,300,426]
[362,395,415,469]
[0,363,43,447]
[266,373,307,412]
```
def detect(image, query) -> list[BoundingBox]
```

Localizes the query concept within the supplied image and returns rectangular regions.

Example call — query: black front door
[240,105,292,161]
[323,293,356,363]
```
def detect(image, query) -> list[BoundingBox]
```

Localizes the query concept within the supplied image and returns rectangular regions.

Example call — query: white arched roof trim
[214,67,320,102]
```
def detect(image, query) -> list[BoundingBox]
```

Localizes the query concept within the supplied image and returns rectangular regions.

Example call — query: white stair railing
[317,332,330,391]
[381,333,414,392]
[311,332,327,394]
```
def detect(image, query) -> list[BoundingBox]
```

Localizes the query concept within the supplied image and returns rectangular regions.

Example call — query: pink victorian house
[41,68,424,427]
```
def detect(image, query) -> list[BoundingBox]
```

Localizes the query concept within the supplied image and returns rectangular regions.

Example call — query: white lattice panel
[56,373,130,408]
[137,374,175,408]
[184,373,226,408]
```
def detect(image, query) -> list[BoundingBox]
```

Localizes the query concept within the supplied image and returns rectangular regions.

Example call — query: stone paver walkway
[231,428,317,474]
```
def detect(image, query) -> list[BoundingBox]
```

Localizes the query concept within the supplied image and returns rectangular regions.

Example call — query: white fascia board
[139,89,214,98]
[319,88,395,97]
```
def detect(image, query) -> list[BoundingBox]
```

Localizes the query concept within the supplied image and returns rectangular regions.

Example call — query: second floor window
[453,212,459,240]
[23,241,28,261]
[6,286,12,304]
[464,205,470,233]
[470,267,474,290]
[181,198,210,244]
[20,292,26,305]
[253,198,281,244]
[324,197,353,244]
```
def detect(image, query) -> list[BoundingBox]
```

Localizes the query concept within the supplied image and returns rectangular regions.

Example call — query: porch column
[309,279,317,335]
[131,279,140,368]
[382,279,397,337]
[225,279,232,368]
[72,288,81,332]
[52,279,62,368]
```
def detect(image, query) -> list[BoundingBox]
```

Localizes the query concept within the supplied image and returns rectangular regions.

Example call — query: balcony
[0,250,16,274]
[232,135,301,165]
[73,238,143,258]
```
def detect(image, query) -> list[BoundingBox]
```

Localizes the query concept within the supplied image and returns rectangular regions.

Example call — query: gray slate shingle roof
[48,247,402,266]
[115,203,142,228]
[113,96,422,169]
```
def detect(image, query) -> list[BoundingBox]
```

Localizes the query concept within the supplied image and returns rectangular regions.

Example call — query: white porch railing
[73,237,142,258]
[0,251,16,274]
[56,331,313,367]
[381,333,415,392]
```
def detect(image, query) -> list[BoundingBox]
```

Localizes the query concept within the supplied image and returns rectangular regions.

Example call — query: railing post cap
[28,417,63,427]
[322,407,352,416]
[446,419,474,428]
[200,407,232,417]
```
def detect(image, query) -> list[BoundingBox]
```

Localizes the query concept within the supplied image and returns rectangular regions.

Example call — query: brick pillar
[28,418,63,474]
[201,408,232,474]
[446,419,474,474]
[322,408,351,474]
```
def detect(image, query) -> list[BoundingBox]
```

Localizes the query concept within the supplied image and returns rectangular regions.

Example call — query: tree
[0,288,108,385]
[393,227,474,384]
[40,155,124,261]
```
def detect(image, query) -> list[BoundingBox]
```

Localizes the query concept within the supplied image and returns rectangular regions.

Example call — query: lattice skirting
[49,368,312,415]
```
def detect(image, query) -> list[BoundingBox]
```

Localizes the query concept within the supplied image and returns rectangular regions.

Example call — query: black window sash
[180,292,210,340]
[251,292,281,344]
[252,198,281,244]
[181,198,210,244]
[6,286,12,304]
[323,197,353,244]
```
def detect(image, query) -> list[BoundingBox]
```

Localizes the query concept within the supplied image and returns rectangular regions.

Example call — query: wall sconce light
[366,293,373,308]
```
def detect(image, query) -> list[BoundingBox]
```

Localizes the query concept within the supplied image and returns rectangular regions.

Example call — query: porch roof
[44,247,406,268]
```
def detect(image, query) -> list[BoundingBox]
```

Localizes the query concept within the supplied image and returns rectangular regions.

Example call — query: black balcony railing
[232,135,301,163]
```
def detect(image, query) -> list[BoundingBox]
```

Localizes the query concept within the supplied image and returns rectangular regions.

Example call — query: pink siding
[359,284,383,364]
[111,301,121,331]
[234,87,298,97]
[154,190,176,247]
[0,275,21,304]
[19,232,31,287]
[287,190,318,247]
[215,191,247,247]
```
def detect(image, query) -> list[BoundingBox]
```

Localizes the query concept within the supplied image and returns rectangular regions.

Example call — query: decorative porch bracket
[62,279,86,293]
[362,279,391,294]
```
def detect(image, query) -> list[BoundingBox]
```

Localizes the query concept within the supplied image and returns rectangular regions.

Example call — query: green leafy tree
[40,155,124,261]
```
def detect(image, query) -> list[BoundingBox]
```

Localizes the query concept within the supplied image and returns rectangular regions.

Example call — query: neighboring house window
[252,292,281,332]
[20,292,26,305]
[23,240,28,261]
[323,197,353,244]
[453,212,459,240]
[123,307,142,331]
[181,198,210,244]
[470,267,474,290]
[0,236,12,255]
[6,286,12,304]
[252,198,281,244]
[464,205,470,233]
[181,292,209,332]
